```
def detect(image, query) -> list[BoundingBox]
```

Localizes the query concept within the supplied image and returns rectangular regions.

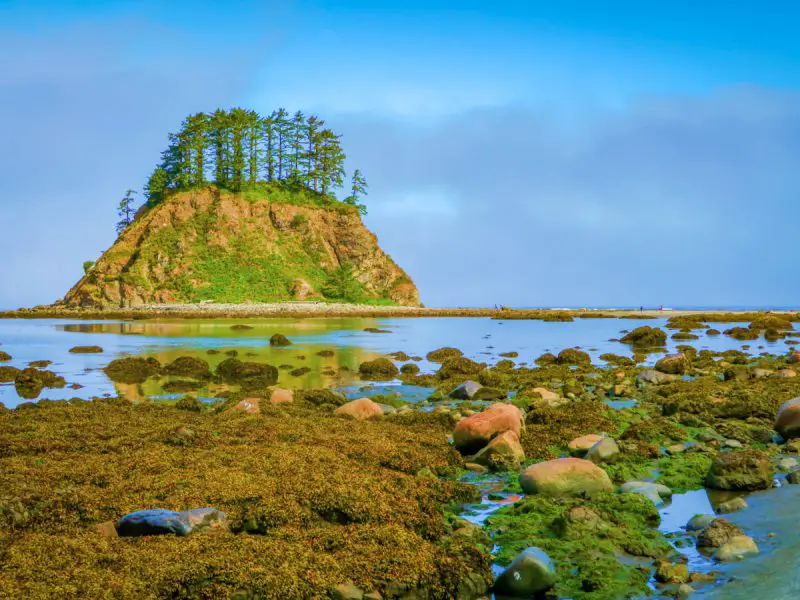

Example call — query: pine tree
[289,110,306,181]
[144,167,170,201]
[305,115,323,190]
[229,107,249,191]
[185,112,209,186]
[262,114,275,182]
[210,109,231,186]
[273,108,289,180]
[317,129,346,196]
[116,189,138,234]
[246,110,262,186]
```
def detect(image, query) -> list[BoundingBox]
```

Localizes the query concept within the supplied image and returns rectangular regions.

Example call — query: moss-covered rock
[436,357,484,380]
[163,356,212,380]
[269,333,292,346]
[69,346,104,354]
[216,358,278,389]
[705,450,775,491]
[426,347,463,362]
[556,348,591,366]
[358,358,399,380]
[620,326,667,348]
[104,357,161,384]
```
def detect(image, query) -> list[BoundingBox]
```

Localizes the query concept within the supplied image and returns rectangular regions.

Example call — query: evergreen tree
[317,129,346,196]
[246,110,262,185]
[144,167,170,201]
[305,115,323,190]
[273,108,290,180]
[322,262,364,302]
[210,109,231,186]
[229,107,249,191]
[262,114,275,182]
[184,112,209,186]
[289,110,306,180]
[346,169,368,214]
[116,189,138,234]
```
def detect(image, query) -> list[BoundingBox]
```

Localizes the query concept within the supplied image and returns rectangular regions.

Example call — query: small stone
[117,508,226,537]
[232,397,261,414]
[465,462,488,473]
[619,481,672,507]
[449,380,482,400]
[269,388,294,404]
[677,583,695,599]
[778,457,798,471]
[786,469,800,484]
[655,560,689,584]
[667,443,687,455]
[685,514,716,532]
[334,397,384,420]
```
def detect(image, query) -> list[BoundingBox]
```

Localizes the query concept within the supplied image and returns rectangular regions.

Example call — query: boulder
[531,387,560,402]
[269,388,294,404]
[0,351,11,362]
[568,434,604,457]
[788,351,800,364]
[774,368,797,378]
[163,356,212,380]
[117,508,226,537]
[685,514,716,532]
[334,397,383,420]
[585,437,620,464]
[104,357,161,384]
[655,354,689,375]
[449,380,482,400]
[330,583,364,600]
[358,358,399,380]
[69,346,104,354]
[437,356,484,379]
[637,369,678,385]
[216,359,278,388]
[706,451,775,491]
[89,521,118,538]
[697,518,744,548]
[718,535,758,562]
[620,326,667,347]
[0,366,21,383]
[775,397,800,439]
[519,457,613,497]
[492,547,556,597]
[426,347,463,362]
[453,403,523,453]
[556,348,591,365]
[619,482,672,507]
[400,363,420,375]
[269,333,292,347]
[472,430,525,471]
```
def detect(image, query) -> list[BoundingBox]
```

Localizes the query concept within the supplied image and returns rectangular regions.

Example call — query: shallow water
[0,316,793,407]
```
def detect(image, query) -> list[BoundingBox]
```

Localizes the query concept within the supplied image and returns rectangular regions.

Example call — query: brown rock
[269,388,294,404]
[472,430,525,470]
[334,397,383,420]
[90,521,118,538]
[452,403,523,453]
[568,434,604,457]
[232,397,261,414]
[776,397,800,439]
[519,457,613,497]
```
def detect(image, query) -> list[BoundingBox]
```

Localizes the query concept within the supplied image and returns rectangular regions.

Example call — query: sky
[1,0,798,309]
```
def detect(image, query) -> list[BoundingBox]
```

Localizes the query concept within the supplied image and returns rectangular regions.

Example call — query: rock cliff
[64,187,419,307]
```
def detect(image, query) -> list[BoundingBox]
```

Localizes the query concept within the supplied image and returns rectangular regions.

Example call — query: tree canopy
[143,108,367,211]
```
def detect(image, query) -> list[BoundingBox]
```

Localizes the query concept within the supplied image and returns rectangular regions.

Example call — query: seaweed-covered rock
[163,356,212,380]
[437,356,484,380]
[0,366,20,383]
[775,396,800,439]
[426,347,463,362]
[334,397,384,420]
[748,315,793,331]
[599,353,635,367]
[0,351,11,362]
[620,326,667,348]
[296,389,347,407]
[14,368,66,399]
[788,351,800,364]
[117,508,227,537]
[69,345,104,354]
[216,358,278,389]
[104,357,161,384]
[269,334,292,347]
[453,403,523,453]
[358,358,399,380]
[175,395,205,412]
[492,547,556,597]
[400,363,420,375]
[472,430,525,471]
[556,348,590,366]
[535,352,557,366]
[725,327,759,341]
[269,388,294,404]
[655,354,690,375]
[705,450,774,491]
[696,518,743,548]
[519,457,613,497]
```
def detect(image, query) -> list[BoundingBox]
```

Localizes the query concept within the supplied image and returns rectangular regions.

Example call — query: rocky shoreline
[2,316,800,598]
[2,302,798,322]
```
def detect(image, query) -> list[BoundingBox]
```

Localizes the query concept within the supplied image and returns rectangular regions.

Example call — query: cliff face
[64,188,420,308]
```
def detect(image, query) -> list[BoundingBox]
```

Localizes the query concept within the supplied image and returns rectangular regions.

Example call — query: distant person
[660,305,663,311]
[640,306,643,312]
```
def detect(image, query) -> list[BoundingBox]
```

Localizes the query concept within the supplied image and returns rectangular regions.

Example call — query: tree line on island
[117,108,369,234]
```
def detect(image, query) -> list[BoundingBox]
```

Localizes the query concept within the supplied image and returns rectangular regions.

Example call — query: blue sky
[1,0,797,309]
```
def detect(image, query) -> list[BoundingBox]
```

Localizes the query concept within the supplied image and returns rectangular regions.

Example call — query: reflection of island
[111,343,382,402]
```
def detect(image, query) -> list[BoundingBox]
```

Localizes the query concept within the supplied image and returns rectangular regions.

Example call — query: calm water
[0,316,794,408]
